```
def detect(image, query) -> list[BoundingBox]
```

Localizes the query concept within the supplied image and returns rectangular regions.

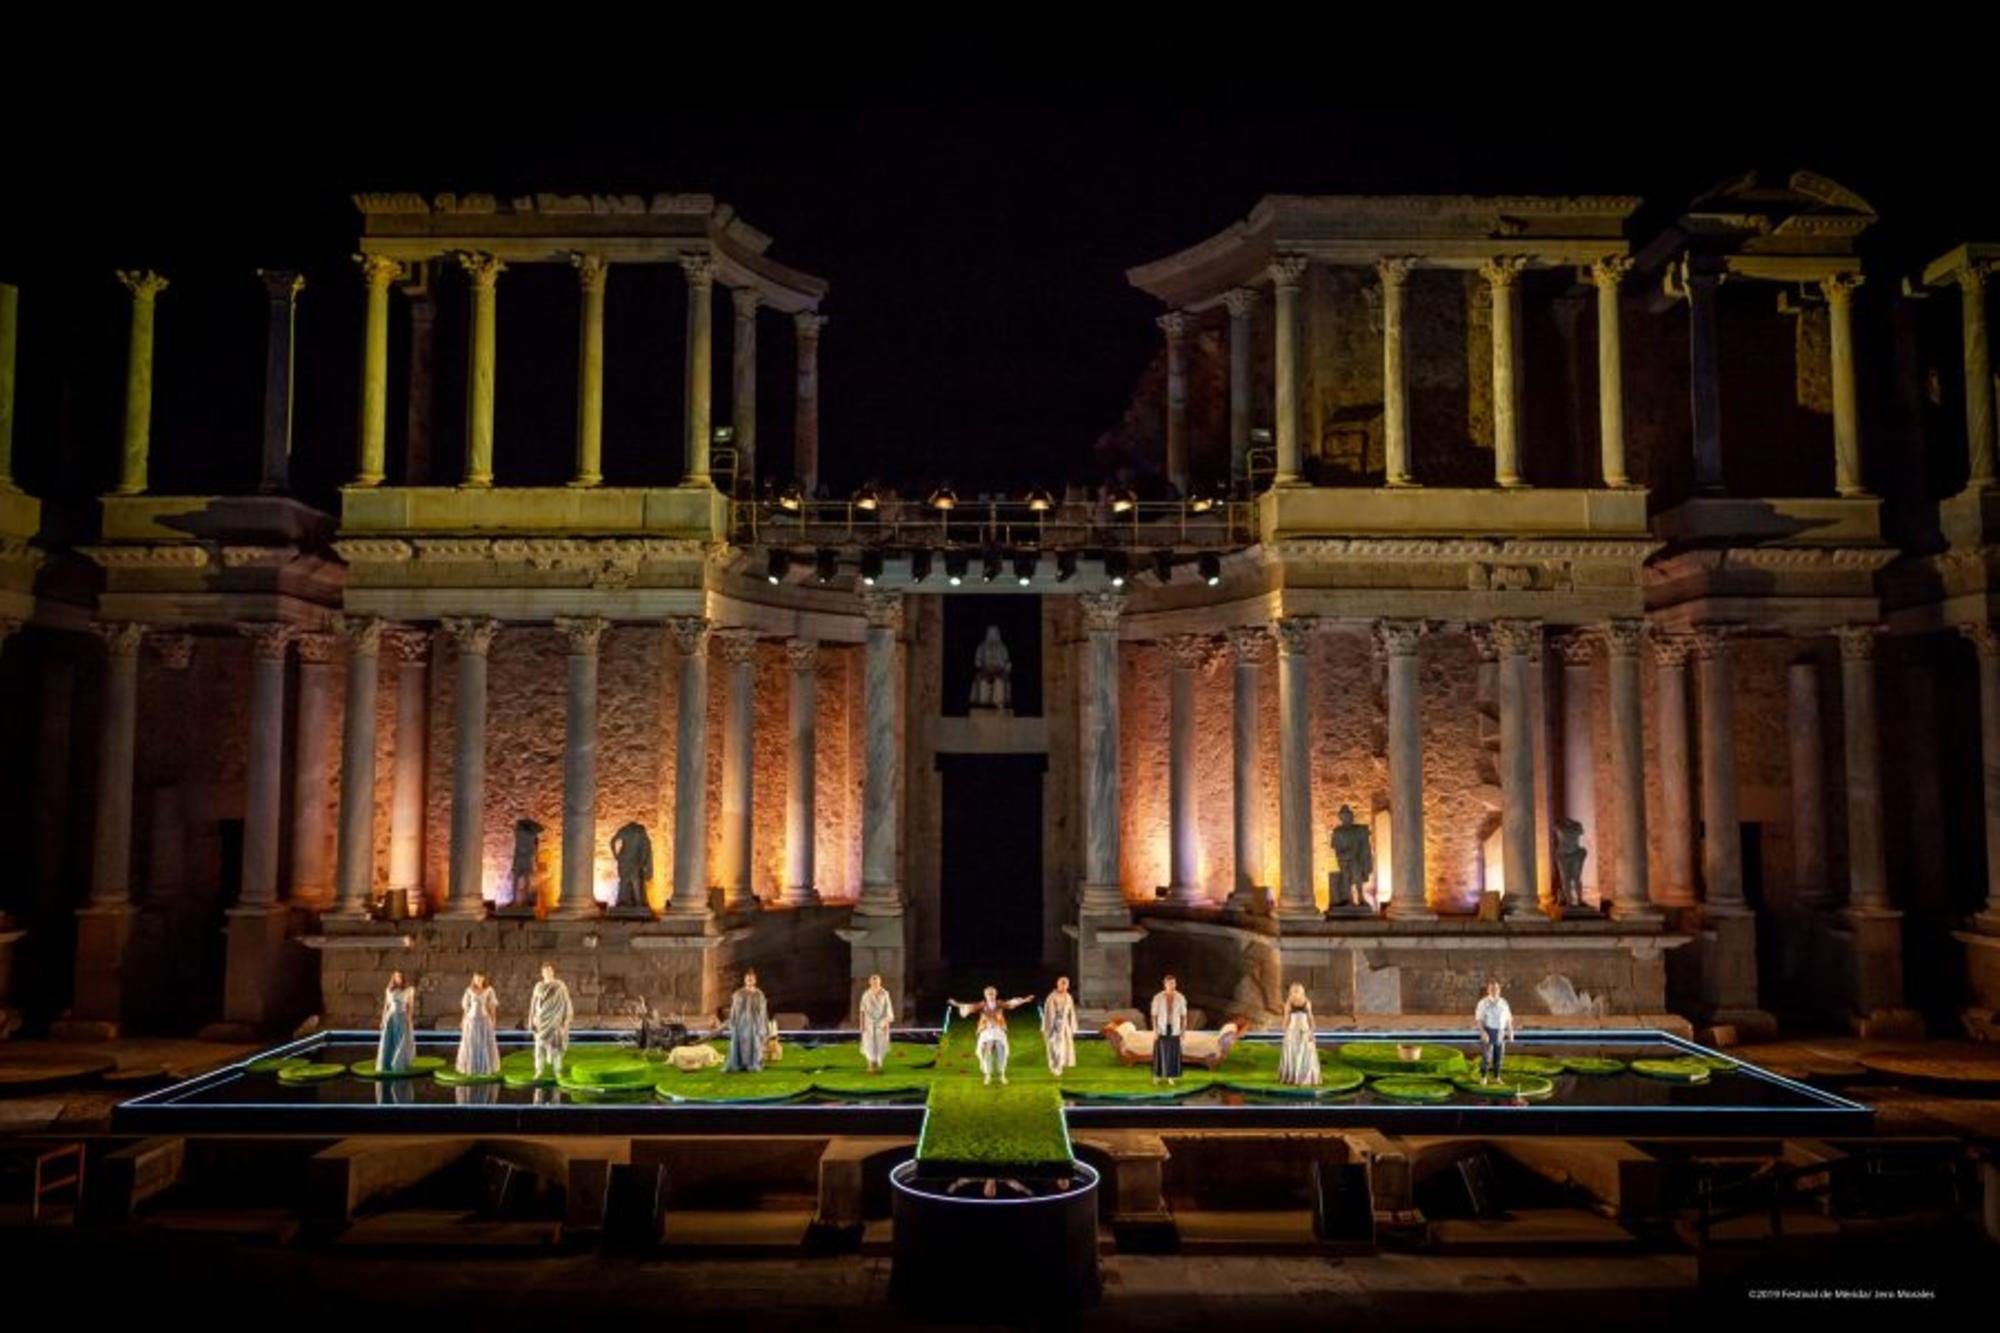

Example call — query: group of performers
[371,963,565,1080]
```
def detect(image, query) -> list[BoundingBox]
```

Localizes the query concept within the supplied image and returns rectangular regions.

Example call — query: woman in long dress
[1042,975,1078,1078]
[1277,982,1322,1087]
[456,971,501,1077]
[376,971,416,1074]
[858,973,895,1072]
[949,986,1033,1086]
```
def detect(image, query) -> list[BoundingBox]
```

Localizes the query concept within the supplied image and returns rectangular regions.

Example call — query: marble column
[1680,259,1726,492]
[1960,625,2000,930]
[667,616,712,914]
[1653,634,1696,907]
[1957,262,1996,489]
[1693,626,1745,911]
[1225,626,1269,909]
[571,254,607,488]
[1160,312,1190,496]
[793,309,824,493]
[237,624,292,908]
[334,616,383,913]
[1823,273,1868,497]
[1271,256,1308,486]
[557,617,608,917]
[1481,257,1529,488]
[678,257,716,487]
[353,255,400,487]
[1380,620,1432,919]
[1163,633,1206,903]
[1788,659,1829,909]
[1275,616,1318,921]
[1378,257,1417,487]
[1601,622,1655,918]
[716,629,759,910]
[144,634,192,910]
[1836,626,1890,911]
[256,270,304,495]
[88,622,145,904]
[1225,288,1256,483]
[731,287,760,490]
[1493,620,1541,910]
[404,286,436,484]
[113,271,168,496]
[386,628,429,911]
[0,283,16,487]
[1557,632,1599,900]
[1528,630,1553,907]
[290,632,336,906]
[783,637,820,906]
[443,617,499,917]
[1591,256,1633,487]
[859,593,905,914]
[458,253,504,488]
[1079,593,1127,910]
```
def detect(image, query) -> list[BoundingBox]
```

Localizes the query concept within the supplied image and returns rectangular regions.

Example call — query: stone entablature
[338,485,728,542]
[1259,485,1650,542]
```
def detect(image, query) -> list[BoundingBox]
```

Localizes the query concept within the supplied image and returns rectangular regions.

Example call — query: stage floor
[115,1027,1871,1137]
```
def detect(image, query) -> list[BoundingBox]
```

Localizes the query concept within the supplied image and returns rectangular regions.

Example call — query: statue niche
[970,625,1012,714]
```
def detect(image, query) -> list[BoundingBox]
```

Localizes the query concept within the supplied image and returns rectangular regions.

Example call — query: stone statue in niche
[610,822,653,912]
[1327,805,1375,915]
[970,624,1012,712]
[507,819,544,911]
[1554,817,1589,911]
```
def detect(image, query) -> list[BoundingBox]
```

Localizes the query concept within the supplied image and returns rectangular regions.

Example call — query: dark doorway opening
[939,753,1045,970]
[941,594,1041,717]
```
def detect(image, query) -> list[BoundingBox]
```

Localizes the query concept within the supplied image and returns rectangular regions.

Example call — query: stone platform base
[1957,929,2000,1041]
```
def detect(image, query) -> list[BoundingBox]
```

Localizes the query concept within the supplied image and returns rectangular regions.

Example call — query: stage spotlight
[765,550,790,585]
[981,549,1003,584]
[853,483,880,512]
[712,425,735,445]
[1189,483,1218,513]
[1153,550,1175,584]
[944,551,968,586]
[911,549,934,583]
[777,482,805,513]
[929,485,958,511]
[1108,486,1137,514]
[1025,487,1055,512]
[1199,552,1222,586]
[1013,552,1036,586]
[815,549,839,584]
[1056,550,1078,583]
[860,549,885,586]
[1103,552,1129,588]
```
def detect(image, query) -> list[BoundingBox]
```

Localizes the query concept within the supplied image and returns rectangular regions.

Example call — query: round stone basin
[888,1159,1100,1312]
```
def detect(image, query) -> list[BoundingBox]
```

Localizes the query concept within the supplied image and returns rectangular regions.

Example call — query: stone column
[256,270,304,494]
[793,309,824,493]
[1226,626,1269,909]
[1079,593,1127,910]
[334,616,383,914]
[143,634,192,911]
[1958,262,1996,489]
[1275,616,1319,921]
[354,255,400,487]
[859,593,905,914]
[557,617,608,917]
[1475,259,1525,489]
[386,627,429,910]
[237,623,293,908]
[1529,631,1553,907]
[1693,626,1745,910]
[1163,633,1206,903]
[1380,620,1432,919]
[1378,257,1417,487]
[1653,634,1696,907]
[1788,659,1829,909]
[1493,620,1541,910]
[783,637,820,906]
[0,283,16,488]
[88,622,145,904]
[404,287,436,484]
[1600,622,1656,918]
[571,254,607,488]
[678,256,716,487]
[1823,272,1868,497]
[667,616,712,914]
[1680,259,1726,492]
[1225,288,1256,483]
[731,287,760,490]
[1160,312,1190,496]
[716,629,759,909]
[1591,256,1633,487]
[1961,625,2000,931]
[1557,632,1599,900]
[1271,256,1309,486]
[113,271,168,496]
[1836,626,1889,911]
[458,253,504,488]
[290,632,336,906]
[443,617,499,917]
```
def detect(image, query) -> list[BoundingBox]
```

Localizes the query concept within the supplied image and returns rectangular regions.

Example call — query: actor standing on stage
[1278,981,1322,1087]
[456,971,501,1079]
[1149,975,1188,1086]
[528,962,574,1083]
[949,986,1034,1086]
[725,969,772,1072]
[1042,975,1078,1078]
[1474,978,1515,1083]
[376,970,417,1075]
[858,973,895,1073]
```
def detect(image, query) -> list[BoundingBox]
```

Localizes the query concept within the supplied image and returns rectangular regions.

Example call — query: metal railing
[730,496,1259,551]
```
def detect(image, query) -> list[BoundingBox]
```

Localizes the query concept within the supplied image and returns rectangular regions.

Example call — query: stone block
[308,1137,477,1224]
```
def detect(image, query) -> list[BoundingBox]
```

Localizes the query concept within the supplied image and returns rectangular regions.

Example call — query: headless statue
[508,819,543,909]
[610,821,653,910]
[1328,805,1374,910]
[1554,817,1589,910]
[971,625,1012,711]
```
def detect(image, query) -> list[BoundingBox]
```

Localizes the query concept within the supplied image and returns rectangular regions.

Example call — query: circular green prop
[557,1082,655,1102]
[246,1056,312,1076]
[433,1067,503,1086]
[811,1071,932,1097]
[1561,1056,1626,1076]
[1494,1054,1567,1077]
[561,1059,656,1088]
[1453,1074,1555,1100]
[350,1056,447,1079]
[657,1069,814,1103]
[1370,1076,1455,1103]
[1219,1064,1367,1098]
[1685,1054,1740,1072]
[1338,1043,1469,1078]
[1057,1071,1214,1100]
[1632,1057,1712,1084]
[782,1042,939,1073]
[276,1062,347,1085]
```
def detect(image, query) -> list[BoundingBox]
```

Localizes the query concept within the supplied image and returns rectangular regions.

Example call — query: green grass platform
[915,1009,1072,1174]
[810,1070,933,1097]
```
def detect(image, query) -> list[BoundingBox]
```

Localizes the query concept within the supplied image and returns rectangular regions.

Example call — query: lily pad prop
[657,1069,814,1103]
[276,1062,348,1085]
[1562,1056,1626,1076]
[351,1056,447,1079]
[1453,1074,1555,1100]
[433,1067,504,1086]
[1219,1063,1367,1098]
[780,1041,939,1073]
[560,1058,656,1088]
[246,1056,313,1076]
[1338,1042,1469,1078]
[1632,1057,1712,1084]
[1684,1054,1740,1072]
[1370,1076,1455,1103]
[1494,1054,1567,1077]
[811,1071,932,1097]
[1057,1071,1214,1100]
[558,1082,655,1102]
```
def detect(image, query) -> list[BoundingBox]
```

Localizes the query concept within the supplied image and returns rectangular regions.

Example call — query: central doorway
[938,752,1045,972]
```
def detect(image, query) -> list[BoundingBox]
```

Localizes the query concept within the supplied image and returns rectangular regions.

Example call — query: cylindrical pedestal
[890,1161,1100,1314]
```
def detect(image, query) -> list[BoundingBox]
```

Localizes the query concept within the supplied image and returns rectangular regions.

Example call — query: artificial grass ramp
[914,1008,1073,1175]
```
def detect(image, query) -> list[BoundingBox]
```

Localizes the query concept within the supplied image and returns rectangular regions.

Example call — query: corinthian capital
[294,631,337,665]
[1489,619,1542,658]
[1375,619,1427,659]
[1156,311,1189,340]
[794,309,827,339]
[92,621,147,658]
[1078,592,1126,633]
[1268,255,1310,288]
[555,615,610,656]
[1225,624,1271,665]
[1375,256,1419,289]
[442,615,500,656]
[1651,632,1695,668]
[1599,620,1647,660]
[1834,624,1880,661]
[1554,629,1599,667]
[354,253,405,288]
[1590,255,1634,290]
[1691,624,1738,661]
[570,252,609,292]
[1478,256,1530,289]
[713,627,759,665]
[785,636,818,670]
[667,615,710,657]
[860,590,904,631]
[1960,622,2000,659]
[1223,287,1260,318]
[731,285,762,318]
[1161,633,1209,669]
[116,270,169,301]
[334,613,385,655]
[1820,271,1864,305]
[456,252,506,287]
[149,632,193,670]
[241,621,297,661]
[1958,261,1994,295]
[1274,616,1318,657]
[679,253,716,287]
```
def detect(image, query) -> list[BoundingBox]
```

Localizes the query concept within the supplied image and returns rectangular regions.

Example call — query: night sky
[7,93,1993,503]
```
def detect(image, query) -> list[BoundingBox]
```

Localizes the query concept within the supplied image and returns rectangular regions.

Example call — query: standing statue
[610,821,653,911]
[1327,805,1375,912]
[1554,817,1589,910]
[970,625,1012,711]
[508,819,544,910]
[724,969,771,1073]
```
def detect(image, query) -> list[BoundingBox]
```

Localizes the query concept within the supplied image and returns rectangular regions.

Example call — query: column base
[1223,884,1270,913]
[219,903,304,1034]
[839,911,909,1021]
[1166,883,1206,908]
[1383,901,1435,922]
[1078,882,1126,914]
[440,899,490,921]
[1276,905,1323,928]
[1849,1007,1925,1040]
[781,884,822,908]
[1838,905,1910,1024]
[69,902,135,1028]
[854,884,904,918]
[1608,900,1664,923]
[1324,904,1378,920]
[1069,902,1143,1014]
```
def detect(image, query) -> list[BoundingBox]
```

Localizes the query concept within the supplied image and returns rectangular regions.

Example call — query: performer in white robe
[456,973,501,1078]
[376,971,416,1074]
[1278,982,1322,1087]
[858,973,895,1072]
[1149,975,1188,1085]
[1042,975,1078,1077]
[528,962,574,1082]
[949,985,1034,1085]
[724,969,771,1072]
